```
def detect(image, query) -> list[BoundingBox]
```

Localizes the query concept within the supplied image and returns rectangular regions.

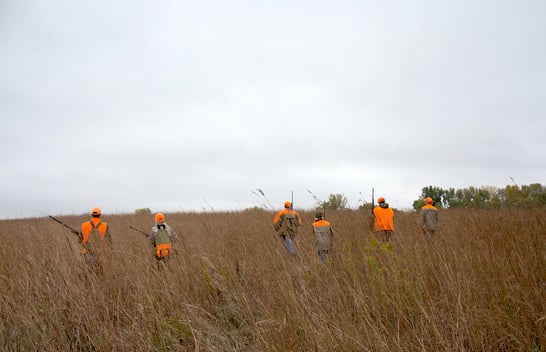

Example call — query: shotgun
[48,215,80,236]
[371,188,375,216]
[291,190,294,210]
[129,226,149,237]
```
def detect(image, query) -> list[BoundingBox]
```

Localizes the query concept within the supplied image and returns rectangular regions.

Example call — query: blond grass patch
[0,208,544,351]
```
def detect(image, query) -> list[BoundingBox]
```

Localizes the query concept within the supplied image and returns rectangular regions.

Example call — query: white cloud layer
[1,0,545,219]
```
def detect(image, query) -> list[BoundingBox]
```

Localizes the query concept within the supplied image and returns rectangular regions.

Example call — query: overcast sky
[1,0,545,219]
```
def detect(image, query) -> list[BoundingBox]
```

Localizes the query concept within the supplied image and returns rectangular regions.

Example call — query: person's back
[273,201,301,255]
[373,201,394,231]
[274,202,301,236]
[150,212,178,260]
[80,207,110,258]
[373,197,394,242]
[312,211,334,262]
[275,209,300,236]
[419,197,439,239]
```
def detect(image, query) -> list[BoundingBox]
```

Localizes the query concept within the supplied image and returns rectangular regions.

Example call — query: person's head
[91,207,101,218]
[425,197,433,204]
[284,201,292,209]
[377,197,385,204]
[155,212,165,223]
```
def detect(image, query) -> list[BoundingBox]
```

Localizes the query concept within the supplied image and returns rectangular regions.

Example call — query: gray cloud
[1,0,545,219]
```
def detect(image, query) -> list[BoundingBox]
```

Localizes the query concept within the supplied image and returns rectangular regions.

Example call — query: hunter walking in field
[80,207,111,263]
[418,197,439,240]
[312,210,334,262]
[150,212,179,266]
[373,197,394,242]
[273,201,301,256]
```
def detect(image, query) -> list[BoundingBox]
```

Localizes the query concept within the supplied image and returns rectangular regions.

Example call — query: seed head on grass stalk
[307,189,326,216]
[252,188,273,210]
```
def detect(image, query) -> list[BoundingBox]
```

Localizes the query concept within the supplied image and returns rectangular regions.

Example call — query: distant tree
[243,206,267,213]
[135,207,152,215]
[414,183,545,209]
[443,188,463,208]
[500,183,546,207]
[522,183,546,206]
[358,202,374,212]
[413,186,445,210]
[412,199,425,210]
[323,193,348,210]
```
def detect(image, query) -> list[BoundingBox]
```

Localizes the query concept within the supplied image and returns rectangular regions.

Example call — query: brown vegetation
[0,208,544,351]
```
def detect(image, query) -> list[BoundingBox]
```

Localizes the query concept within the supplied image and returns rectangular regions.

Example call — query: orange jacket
[312,219,334,251]
[273,208,301,235]
[273,208,302,225]
[419,204,439,230]
[373,205,394,231]
[81,218,110,244]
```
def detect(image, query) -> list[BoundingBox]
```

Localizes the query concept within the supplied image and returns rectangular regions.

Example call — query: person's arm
[168,225,179,242]
[104,224,112,244]
[418,209,424,226]
[273,211,282,231]
[80,223,87,243]
[149,226,158,246]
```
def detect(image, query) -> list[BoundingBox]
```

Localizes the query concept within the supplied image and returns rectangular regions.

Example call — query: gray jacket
[149,223,179,246]
[418,205,439,231]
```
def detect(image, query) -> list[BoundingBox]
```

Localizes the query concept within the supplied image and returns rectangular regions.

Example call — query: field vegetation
[0,207,544,351]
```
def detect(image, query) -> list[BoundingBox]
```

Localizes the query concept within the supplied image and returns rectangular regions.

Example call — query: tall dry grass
[0,208,544,351]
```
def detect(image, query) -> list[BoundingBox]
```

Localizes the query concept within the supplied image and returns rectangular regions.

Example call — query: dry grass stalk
[0,208,544,351]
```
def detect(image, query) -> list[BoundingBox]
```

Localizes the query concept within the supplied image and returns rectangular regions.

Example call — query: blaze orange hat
[377,197,385,203]
[155,212,165,223]
[91,207,101,216]
[425,197,433,204]
[284,201,292,208]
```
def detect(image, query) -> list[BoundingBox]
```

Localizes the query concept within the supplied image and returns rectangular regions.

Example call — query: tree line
[312,183,546,212]
[412,183,546,209]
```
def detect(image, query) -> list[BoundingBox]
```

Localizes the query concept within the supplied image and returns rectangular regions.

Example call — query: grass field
[0,208,544,351]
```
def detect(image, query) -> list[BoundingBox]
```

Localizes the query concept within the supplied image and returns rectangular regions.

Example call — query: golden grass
[0,208,544,351]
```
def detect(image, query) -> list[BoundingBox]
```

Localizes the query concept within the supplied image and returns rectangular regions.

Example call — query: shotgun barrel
[48,215,80,236]
[129,226,149,237]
